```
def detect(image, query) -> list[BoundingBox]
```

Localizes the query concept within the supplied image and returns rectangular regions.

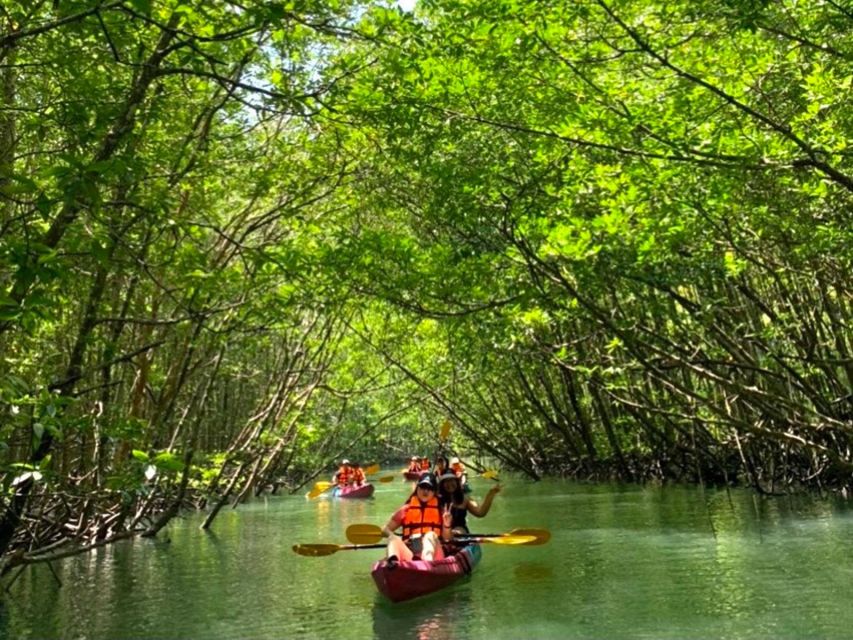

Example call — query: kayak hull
[402,471,421,481]
[371,544,482,602]
[333,483,375,499]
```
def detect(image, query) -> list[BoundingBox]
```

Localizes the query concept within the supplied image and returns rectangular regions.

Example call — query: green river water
[2,474,853,639]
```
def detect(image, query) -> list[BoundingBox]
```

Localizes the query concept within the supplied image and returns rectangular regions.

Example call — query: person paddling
[381,472,452,565]
[437,471,501,535]
[350,462,366,486]
[333,459,352,488]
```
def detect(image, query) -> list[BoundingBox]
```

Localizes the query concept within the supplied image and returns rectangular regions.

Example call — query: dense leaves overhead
[1,0,852,566]
[318,0,853,485]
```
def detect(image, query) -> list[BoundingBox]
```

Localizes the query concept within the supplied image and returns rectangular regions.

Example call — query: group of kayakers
[405,456,432,474]
[332,459,366,488]
[329,453,500,565]
[381,470,501,565]
[407,454,469,488]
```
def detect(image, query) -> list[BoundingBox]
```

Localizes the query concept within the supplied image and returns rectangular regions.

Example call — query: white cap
[450,457,460,464]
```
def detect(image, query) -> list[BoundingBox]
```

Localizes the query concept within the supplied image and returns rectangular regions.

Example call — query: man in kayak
[332,459,352,487]
[449,457,468,488]
[350,462,366,486]
[350,461,366,487]
[406,456,421,474]
[437,471,502,535]
[381,472,452,565]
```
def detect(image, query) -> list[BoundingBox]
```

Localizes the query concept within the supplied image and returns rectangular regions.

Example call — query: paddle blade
[306,481,334,500]
[462,528,551,546]
[346,523,383,545]
[292,544,340,557]
[363,463,380,475]
[378,475,395,483]
[481,535,537,545]
[509,528,550,545]
[439,419,451,441]
[481,470,500,481]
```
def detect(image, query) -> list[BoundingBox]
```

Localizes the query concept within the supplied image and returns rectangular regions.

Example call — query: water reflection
[372,585,474,640]
[4,478,853,639]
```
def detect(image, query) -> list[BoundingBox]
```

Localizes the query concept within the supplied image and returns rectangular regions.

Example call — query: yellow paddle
[292,542,385,557]
[460,529,551,546]
[463,535,538,545]
[481,469,500,481]
[306,481,335,500]
[292,532,539,557]
[345,523,550,546]
[439,419,452,442]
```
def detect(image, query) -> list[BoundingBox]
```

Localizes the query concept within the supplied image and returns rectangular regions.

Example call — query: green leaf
[127,0,152,14]
[153,452,185,472]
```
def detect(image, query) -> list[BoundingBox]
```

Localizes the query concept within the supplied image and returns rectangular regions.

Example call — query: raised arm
[466,484,502,518]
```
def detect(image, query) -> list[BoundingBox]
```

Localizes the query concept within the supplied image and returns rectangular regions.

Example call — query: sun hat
[438,471,459,484]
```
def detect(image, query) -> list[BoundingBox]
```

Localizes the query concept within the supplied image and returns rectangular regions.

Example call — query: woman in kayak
[437,471,502,534]
[381,472,452,564]
[432,455,449,477]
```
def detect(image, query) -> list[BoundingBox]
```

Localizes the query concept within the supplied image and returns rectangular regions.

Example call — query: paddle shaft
[292,542,386,557]
[345,523,549,546]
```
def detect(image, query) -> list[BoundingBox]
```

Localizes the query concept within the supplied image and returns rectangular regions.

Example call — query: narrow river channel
[3,474,853,639]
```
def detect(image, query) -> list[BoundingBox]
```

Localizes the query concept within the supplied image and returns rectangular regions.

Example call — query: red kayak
[402,470,421,481]
[333,483,375,499]
[371,544,482,602]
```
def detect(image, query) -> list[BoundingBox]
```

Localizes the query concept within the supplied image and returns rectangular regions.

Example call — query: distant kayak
[402,470,421,481]
[371,544,482,602]
[332,483,375,499]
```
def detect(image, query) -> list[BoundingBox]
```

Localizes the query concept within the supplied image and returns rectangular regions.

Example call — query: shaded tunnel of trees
[1,0,852,573]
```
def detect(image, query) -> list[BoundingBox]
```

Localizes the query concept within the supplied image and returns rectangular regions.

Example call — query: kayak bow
[333,483,375,499]
[371,544,482,603]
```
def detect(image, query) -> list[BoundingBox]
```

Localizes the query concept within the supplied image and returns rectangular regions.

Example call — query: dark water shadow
[371,581,474,640]
[512,561,554,585]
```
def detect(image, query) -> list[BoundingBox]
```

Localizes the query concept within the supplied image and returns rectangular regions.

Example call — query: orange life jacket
[419,458,431,471]
[451,462,465,476]
[401,495,442,541]
[336,466,351,486]
[407,461,420,472]
[352,468,365,484]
